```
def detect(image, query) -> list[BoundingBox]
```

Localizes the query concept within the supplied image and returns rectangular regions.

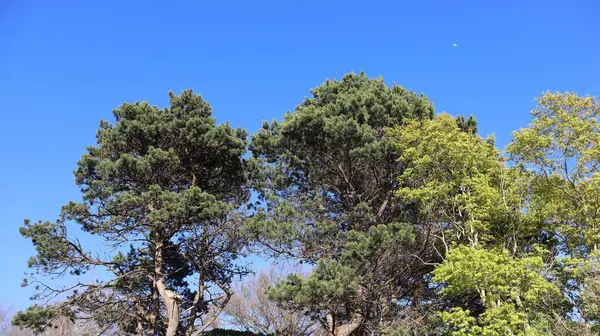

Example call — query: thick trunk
[147,282,158,335]
[334,315,363,336]
[185,271,205,336]
[325,312,363,336]
[132,294,148,336]
[326,313,335,335]
[332,287,365,336]
[155,242,181,336]
[190,287,232,336]
[137,318,144,336]
[185,283,203,336]
[147,262,159,335]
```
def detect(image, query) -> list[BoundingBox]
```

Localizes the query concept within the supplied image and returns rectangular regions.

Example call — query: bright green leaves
[508,92,600,253]
[509,92,600,171]
[432,246,560,335]
[433,246,559,306]
[393,113,500,208]
[436,307,480,336]
[390,113,564,334]
[437,305,532,336]
[414,92,600,335]
[393,114,507,246]
[559,250,600,324]
[505,92,600,330]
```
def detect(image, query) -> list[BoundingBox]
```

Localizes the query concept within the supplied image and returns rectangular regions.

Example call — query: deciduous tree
[508,91,600,332]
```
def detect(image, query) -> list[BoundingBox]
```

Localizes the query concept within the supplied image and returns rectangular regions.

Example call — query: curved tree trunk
[334,315,363,336]
[154,242,181,336]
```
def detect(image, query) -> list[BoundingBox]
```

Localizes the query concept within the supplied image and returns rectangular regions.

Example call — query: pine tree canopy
[13,74,600,336]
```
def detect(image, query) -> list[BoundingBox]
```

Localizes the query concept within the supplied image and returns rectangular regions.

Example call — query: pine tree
[15,90,250,336]
[248,72,436,334]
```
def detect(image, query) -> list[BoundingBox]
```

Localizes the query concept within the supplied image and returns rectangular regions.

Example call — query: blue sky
[1,0,600,311]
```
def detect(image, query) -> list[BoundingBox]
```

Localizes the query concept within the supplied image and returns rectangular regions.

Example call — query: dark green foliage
[249,71,434,252]
[249,72,436,333]
[14,77,600,336]
[15,90,250,335]
[455,115,478,134]
[11,305,59,334]
[251,71,433,228]
[268,223,416,324]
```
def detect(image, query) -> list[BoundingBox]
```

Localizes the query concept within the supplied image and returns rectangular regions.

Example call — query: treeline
[11,72,600,335]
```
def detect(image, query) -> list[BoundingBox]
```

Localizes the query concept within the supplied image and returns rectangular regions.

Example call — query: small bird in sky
[452,43,458,47]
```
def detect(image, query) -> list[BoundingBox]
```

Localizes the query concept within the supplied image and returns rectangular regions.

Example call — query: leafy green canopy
[249,72,439,333]
[508,92,600,332]
[432,246,561,336]
[392,113,547,251]
[418,92,600,336]
[249,71,436,255]
[267,223,414,318]
[508,92,600,254]
[14,77,600,336]
[15,90,250,336]
[384,113,562,335]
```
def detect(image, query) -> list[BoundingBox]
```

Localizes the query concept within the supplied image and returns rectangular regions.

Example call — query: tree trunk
[334,315,363,336]
[325,311,363,336]
[155,242,181,336]
[137,317,144,336]
[185,272,205,336]
[326,312,335,335]
[148,267,158,335]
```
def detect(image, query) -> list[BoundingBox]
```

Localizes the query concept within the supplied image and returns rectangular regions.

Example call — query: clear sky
[1,0,599,311]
